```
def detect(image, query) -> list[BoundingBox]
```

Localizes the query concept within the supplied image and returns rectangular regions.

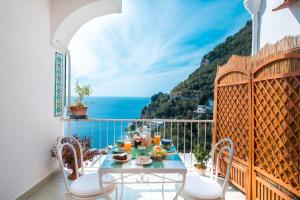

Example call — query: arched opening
[52,0,122,48]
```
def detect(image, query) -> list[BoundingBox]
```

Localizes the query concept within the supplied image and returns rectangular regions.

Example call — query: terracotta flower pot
[69,106,88,119]
[194,164,206,176]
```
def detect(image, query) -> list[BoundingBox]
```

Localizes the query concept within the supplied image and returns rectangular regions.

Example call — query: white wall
[0,0,122,199]
[0,1,62,199]
[259,0,300,48]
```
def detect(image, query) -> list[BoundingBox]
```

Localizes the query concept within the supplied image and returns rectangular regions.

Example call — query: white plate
[136,158,152,165]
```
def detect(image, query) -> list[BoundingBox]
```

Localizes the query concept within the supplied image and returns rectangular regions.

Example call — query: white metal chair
[57,136,116,200]
[176,138,234,200]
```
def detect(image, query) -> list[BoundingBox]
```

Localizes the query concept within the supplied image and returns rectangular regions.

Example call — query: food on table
[133,134,152,147]
[152,146,167,157]
[133,136,143,148]
[113,153,128,161]
[137,156,150,163]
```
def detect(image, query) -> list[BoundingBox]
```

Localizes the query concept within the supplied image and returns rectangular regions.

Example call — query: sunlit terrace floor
[26,155,245,200]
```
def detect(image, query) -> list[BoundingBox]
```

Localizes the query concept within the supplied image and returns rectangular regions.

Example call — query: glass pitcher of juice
[153,134,161,146]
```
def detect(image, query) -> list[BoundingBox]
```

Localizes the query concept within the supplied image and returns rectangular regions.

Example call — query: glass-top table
[98,150,187,200]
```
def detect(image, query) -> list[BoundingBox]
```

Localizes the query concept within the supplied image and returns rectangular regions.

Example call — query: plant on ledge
[51,135,100,180]
[194,145,210,176]
[69,80,92,119]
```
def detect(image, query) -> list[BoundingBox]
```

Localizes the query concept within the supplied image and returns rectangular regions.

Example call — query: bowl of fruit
[151,146,167,160]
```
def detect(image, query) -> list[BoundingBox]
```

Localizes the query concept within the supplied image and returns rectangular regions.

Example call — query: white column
[66,50,72,137]
[244,0,262,55]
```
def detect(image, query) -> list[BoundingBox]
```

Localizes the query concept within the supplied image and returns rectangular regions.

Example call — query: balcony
[25,118,245,200]
[2,0,299,199]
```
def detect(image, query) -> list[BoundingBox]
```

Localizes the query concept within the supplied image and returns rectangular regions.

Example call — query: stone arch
[51,0,122,49]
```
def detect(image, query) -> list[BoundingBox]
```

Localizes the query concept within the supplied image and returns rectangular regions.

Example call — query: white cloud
[68,0,250,97]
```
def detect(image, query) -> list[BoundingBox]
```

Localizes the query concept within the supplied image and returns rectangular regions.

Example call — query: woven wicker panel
[253,76,300,194]
[216,83,250,162]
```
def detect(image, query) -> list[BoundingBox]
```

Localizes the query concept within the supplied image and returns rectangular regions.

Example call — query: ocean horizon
[65,96,151,148]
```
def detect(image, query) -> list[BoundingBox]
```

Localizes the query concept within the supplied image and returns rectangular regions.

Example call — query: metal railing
[63,118,213,166]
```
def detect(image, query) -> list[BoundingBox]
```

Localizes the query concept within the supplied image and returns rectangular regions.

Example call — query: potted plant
[69,80,92,119]
[194,145,210,176]
[51,136,100,180]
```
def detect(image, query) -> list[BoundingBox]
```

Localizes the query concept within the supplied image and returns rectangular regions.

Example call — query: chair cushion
[178,172,223,199]
[70,173,115,198]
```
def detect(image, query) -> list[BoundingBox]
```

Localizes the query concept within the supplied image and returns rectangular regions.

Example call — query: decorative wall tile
[54,52,64,116]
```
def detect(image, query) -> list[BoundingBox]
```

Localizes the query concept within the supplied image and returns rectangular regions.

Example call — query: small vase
[194,164,206,176]
[68,162,82,180]
[68,166,77,180]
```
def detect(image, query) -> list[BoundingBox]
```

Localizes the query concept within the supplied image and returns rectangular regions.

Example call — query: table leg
[120,173,124,200]
[162,173,165,200]
[99,170,106,199]
[115,186,118,200]
[174,173,186,200]
[99,171,109,199]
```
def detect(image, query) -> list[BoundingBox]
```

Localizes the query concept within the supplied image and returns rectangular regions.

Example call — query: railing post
[177,122,179,153]
[170,121,173,141]
[84,121,87,138]
[184,122,186,162]
[120,121,123,139]
[190,122,193,165]
[99,121,102,148]
[204,122,207,150]
[92,122,94,148]
[197,122,200,147]
[106,121,108,147]
[163,121,166,138]
[114,121,116,145]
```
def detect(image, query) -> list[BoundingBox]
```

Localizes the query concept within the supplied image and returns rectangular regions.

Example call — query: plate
[112,154,132,163]
[136,158,152,165]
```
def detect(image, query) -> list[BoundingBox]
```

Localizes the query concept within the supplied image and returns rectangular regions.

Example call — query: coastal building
[0,0,298,200]
[194,105,207,114]
[193,99,214,119]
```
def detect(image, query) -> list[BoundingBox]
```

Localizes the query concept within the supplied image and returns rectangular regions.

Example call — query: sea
[65,96,150,148]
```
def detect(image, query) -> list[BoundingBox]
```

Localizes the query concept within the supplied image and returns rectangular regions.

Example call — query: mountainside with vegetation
[141,21,252,119]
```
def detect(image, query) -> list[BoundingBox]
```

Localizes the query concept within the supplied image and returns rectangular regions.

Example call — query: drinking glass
[124,140,132,152]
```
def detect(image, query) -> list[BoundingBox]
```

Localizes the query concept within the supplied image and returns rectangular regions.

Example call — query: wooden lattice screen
[214,36,300,200]
[214,56,252,199]
[252,51,300,199]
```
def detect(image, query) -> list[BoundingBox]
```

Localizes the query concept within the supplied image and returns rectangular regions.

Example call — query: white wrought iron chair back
[57,136,84,192]
[210,137,234,198]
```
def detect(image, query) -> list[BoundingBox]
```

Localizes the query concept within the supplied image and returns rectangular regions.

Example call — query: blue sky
[69,0,250,97]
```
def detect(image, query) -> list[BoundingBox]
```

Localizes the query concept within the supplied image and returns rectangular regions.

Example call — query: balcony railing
[63,118,213,167]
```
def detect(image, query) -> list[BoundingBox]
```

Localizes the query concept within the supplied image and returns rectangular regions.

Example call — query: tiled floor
[26,155,245,200]
[26,170,245,200]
